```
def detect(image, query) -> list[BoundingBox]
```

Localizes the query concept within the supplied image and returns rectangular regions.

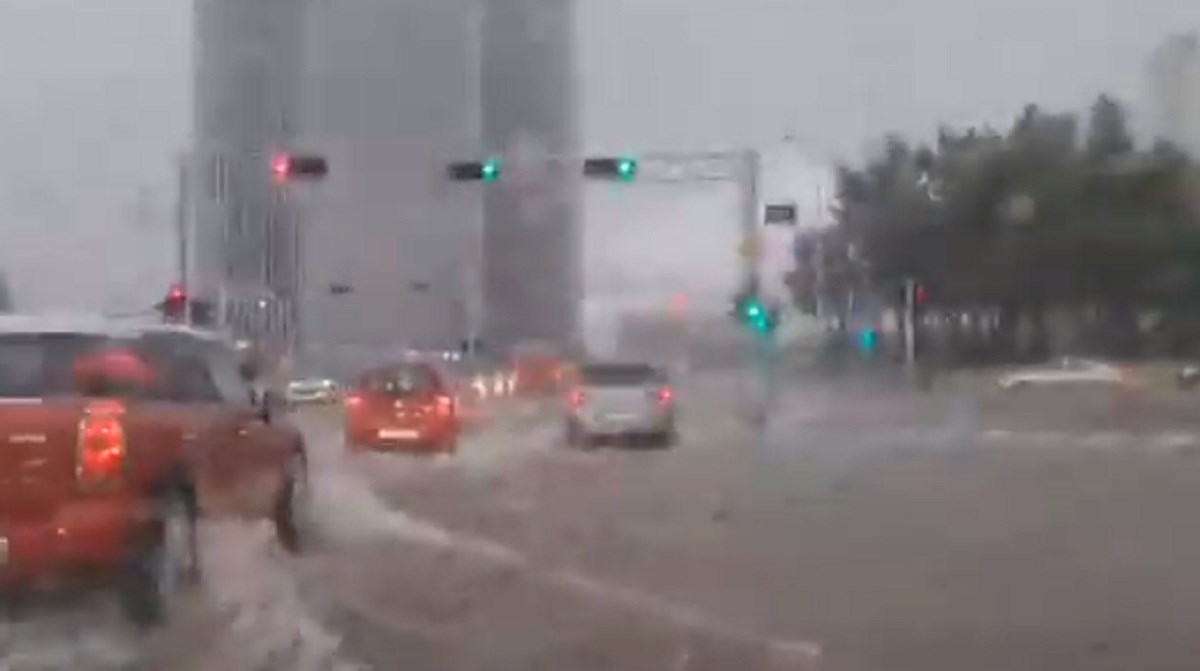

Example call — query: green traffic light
[616,157,637,181]
[859,328,878,352]
[481,158,501,182]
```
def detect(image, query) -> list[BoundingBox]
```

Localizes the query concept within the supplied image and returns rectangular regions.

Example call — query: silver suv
[564,362,677,448]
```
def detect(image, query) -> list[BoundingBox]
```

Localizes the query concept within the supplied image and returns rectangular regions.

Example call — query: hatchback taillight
[435,394,454,417]
[77,402,127,489]
[656,387,674,404]
[344,394,364,409]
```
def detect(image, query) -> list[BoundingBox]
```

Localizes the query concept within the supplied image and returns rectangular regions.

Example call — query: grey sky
[0,0,188,311]
[580,0,1200,159]
[0,0,1197,312]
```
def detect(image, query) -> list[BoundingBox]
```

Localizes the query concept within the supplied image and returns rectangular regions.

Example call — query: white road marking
[1153,432,1200,450]
[303,417,821,668]
[378,506,822,666]
[1082,431,1128,447]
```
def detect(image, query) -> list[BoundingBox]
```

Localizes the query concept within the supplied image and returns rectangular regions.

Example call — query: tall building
[299,0,482,369]
[192,0,580,372]
[191,0,308,348]
[480,0,582,351]
[1145,33,1200,154]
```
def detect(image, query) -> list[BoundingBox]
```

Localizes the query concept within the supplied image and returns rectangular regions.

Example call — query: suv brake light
[656,386,674,404]
[77,402,127,489]
[434,394,454,417]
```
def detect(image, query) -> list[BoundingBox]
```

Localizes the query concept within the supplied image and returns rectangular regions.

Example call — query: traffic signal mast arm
[444,149,750,184]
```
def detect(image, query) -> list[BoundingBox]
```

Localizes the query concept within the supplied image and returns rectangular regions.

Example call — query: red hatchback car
[343,361,460,454]
[0,316,311,626]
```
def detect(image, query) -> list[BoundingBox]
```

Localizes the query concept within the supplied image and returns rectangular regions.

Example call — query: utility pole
[902,278,917,368]
[175,152,191,323]
[738,149,761,290]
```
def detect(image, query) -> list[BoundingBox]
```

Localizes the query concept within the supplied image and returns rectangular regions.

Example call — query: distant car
[343,361,460,454]
[286,377,340,405]
[563,362,677,448]
[997,357,1136,390]
[1178,365,1200,390]
[510,341,565,397]
[0,315,310,626]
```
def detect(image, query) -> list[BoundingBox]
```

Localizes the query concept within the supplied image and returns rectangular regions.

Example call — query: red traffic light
[160,284,187,322]
[271,153,291,182]
[271,152,329,182]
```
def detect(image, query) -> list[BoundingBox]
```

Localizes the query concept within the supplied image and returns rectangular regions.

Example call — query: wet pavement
[5,373,1200,670]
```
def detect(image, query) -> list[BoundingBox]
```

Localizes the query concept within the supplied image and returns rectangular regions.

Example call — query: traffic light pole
[903,278,917,367]
[174,152,191,324]
[738,150,762,291]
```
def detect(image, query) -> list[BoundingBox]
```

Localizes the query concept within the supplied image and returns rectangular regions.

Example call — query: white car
[286,377,340,405]
[996,357,1135,390]
[564,362,677,448]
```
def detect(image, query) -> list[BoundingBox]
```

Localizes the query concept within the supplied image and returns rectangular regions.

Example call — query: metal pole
[903,278,916,367]
[739,149,761,287]
[175,152,191,323]
[176,153,189,287]
[465,0,485,358]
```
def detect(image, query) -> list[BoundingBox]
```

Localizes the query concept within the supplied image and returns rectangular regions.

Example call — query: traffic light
[159,284,187,323]
[859,328,878,355]
[583,156,637,181]
[731,291,779,334]
[447,158,502,182]
[270,153,329,183]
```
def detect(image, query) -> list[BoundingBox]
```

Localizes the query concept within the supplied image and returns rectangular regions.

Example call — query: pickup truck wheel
[118,489,197,627]
[275,454,312,555]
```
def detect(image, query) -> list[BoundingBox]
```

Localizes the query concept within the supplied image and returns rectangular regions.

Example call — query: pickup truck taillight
[77,402,127,489]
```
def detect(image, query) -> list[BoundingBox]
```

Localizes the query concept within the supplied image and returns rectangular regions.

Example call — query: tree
[817,92,1200,360]
[1084,94,1133,162]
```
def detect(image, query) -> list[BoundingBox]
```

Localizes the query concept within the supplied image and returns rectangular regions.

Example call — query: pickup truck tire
[118,487,198,627]
[275,452,312,555]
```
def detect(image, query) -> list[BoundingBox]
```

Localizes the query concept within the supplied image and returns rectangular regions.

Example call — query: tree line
[788,95,1200,361]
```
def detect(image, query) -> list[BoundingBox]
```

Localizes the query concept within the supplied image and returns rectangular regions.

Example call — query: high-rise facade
[191,0,308,349]
[1145,33,1200,154]
[299,0,481,370]
[480,0,582,351]
[193,0,580,373]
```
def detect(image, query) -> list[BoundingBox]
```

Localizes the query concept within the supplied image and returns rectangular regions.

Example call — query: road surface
[4,374,1200,670]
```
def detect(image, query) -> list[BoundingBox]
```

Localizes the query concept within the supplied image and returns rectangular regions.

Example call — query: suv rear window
[360,364,441,396]
[578,363,663,387]
[0,333,123,398]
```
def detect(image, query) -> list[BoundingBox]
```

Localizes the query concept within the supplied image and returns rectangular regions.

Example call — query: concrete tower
[191,0,308,347]
[480,0,582,352]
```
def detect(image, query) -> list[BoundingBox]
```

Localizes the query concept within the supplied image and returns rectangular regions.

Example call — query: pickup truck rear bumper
[0,495,144,588]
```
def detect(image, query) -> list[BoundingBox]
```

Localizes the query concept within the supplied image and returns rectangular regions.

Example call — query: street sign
[763,202,797,225]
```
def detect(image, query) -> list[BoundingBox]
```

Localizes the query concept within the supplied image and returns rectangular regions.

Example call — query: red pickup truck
[0,316,311,625]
